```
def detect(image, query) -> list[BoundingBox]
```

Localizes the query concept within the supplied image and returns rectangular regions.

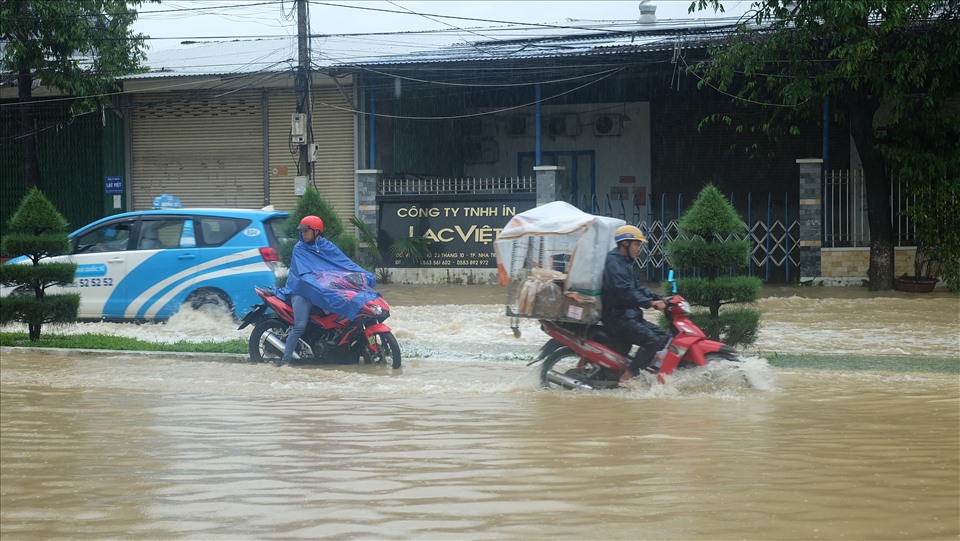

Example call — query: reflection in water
[1,286,958,540]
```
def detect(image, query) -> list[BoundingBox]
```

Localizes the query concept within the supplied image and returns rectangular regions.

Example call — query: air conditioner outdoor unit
[594,114,622,136]
[547,114,580,137]
[464,117,497,137]
[464,138,499,163]
[507,115,528,136]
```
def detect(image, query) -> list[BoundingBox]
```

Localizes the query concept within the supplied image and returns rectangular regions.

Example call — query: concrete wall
[462,102,651,205]
[820,247,920,282]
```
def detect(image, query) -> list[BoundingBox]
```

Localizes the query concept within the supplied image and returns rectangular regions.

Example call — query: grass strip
[762,353,959,374]
[0,332,247,354]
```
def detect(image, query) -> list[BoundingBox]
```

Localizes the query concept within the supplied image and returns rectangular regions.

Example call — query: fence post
[797,158,824,283]
[534,165,566,206]
[356,169,382,262]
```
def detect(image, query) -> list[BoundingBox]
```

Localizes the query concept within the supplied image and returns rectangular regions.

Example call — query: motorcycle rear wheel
[362,331,402,369]
[248,318,290,364]
[540,347,617,390]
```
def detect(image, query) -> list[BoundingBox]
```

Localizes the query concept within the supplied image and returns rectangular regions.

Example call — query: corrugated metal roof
[351,24,738,67]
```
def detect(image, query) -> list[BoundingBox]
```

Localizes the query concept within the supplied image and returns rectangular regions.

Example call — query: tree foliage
[879,99,960,291]
[664,185,762,347]
[1,0,155,189]
[688,0,960,291]
[0,188,79,341]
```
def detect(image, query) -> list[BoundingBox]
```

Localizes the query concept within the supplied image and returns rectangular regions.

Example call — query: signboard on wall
[378,196,536,268]
[104,176,123,194]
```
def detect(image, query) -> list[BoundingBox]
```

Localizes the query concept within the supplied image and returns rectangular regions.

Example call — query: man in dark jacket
[601,225,670,382]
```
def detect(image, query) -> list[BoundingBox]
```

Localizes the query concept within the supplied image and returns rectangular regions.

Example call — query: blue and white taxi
[2,200,290,321]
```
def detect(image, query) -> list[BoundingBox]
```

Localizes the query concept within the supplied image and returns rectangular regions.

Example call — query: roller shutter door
[267,86,355,221]
[131,90,264,210]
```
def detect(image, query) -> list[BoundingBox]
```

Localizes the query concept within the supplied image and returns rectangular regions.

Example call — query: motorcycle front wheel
[248,318,290,364]
[362,331,402,369]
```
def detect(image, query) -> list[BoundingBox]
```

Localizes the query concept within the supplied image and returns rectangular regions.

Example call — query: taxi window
[74,221,135,254]
[196,217,251,247]
[138,219,185,250]
[264,216,291,249]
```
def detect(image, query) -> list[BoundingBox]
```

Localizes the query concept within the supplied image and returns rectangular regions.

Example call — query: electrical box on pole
[294,175,308,196]
[291,113,307,145]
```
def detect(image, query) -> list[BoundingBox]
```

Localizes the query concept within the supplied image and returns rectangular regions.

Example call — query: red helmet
[298,215,324,234]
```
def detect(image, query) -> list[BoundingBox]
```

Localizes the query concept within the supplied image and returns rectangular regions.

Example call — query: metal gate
[580,191,801,283]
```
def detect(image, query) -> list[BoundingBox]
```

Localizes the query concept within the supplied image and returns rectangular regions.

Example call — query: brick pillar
[534,165,566,206]
[356,169,382,263]
[797,158,823,281]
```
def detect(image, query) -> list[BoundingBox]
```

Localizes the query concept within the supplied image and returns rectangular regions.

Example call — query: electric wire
[1,1,749,140]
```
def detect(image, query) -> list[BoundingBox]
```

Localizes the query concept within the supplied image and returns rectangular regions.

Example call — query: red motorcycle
[533,294,739,389]
[238,285,401,368]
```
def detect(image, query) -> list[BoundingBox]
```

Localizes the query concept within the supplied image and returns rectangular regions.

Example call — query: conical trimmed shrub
[0,188,80,341]
[663,184,761,347]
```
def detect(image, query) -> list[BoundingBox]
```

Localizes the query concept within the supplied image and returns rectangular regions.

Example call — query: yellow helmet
[614,225,647,244]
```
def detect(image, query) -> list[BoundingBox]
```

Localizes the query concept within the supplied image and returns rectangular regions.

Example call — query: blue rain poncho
[276,236,379,320]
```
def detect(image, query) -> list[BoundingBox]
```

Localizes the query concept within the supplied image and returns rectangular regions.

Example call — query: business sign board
[105,176,123,195]
[378,195,535,268]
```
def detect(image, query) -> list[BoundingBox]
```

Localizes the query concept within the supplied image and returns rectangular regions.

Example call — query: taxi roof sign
[152,194,182,209]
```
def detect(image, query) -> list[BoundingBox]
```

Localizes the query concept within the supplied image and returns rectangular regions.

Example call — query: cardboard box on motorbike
[494,202,625,324]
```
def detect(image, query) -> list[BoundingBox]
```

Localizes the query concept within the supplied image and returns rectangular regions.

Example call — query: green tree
[688,0,960,291]
[0,188,80,341]
[881,102,960,291]
[664,184,762,347]
[1,0,155,190]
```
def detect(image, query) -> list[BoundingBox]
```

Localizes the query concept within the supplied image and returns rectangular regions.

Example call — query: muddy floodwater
[2,286,958,540]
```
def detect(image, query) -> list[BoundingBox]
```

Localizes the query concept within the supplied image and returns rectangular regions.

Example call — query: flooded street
[2,285,958,539]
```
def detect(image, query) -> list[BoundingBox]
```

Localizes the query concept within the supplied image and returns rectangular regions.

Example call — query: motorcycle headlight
[370,304,384,316]
[678,301,692,314]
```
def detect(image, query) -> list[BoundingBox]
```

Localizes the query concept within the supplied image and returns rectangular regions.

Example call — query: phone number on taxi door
[76,277,114,287]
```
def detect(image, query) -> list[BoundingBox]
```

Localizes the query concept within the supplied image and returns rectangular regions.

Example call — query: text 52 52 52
[76,277,114,287]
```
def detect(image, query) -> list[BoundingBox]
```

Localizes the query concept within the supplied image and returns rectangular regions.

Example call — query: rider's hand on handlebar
[649,300,666,312]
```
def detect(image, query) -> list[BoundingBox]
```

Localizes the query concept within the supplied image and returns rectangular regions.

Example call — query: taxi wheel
[185,288,233,318]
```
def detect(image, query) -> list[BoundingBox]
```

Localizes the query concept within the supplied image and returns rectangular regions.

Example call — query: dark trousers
[608,316,670,373]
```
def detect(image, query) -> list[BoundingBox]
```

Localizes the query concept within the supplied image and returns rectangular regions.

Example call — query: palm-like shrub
[663,184,761,347]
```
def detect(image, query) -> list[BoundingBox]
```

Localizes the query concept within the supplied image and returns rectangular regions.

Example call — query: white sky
[135,0,754,52]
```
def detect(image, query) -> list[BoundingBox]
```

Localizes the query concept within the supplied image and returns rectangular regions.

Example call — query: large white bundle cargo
[494,201,624,323]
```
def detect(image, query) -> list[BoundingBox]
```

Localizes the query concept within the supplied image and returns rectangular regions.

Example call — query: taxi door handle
[177,253,195,261]
[107,257,124,264]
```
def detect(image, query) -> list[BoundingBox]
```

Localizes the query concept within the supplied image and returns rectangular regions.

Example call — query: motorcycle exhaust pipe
[545,370,595,390]
[264,331,300,360]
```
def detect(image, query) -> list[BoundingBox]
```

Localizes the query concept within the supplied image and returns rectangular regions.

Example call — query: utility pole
[295,0,312,192]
